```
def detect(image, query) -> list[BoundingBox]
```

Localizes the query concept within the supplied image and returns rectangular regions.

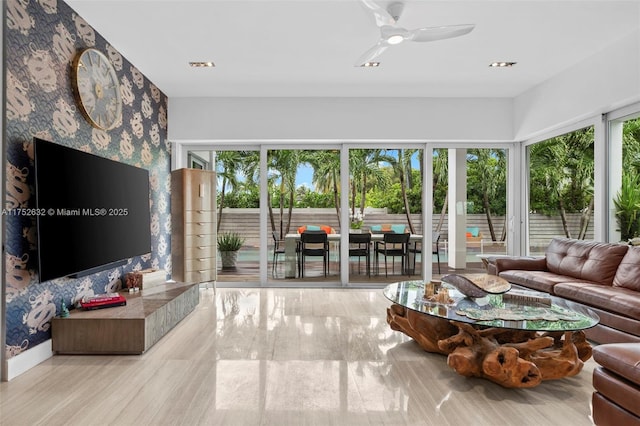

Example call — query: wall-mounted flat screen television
[34,137,152,282]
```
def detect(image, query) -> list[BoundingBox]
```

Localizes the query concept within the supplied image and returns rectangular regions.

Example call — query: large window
[527,127,595,254]
[609,116,640,242]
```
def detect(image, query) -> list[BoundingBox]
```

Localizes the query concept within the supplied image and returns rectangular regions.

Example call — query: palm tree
[433,149,448,232]
[390,149,418,233]
[306,150,341,226]
[215,151,242,231]
[468,148,506,241]
[267,149,300,238]
[613,117,640,241]
[349,149,391,220]
[529,127,594,239]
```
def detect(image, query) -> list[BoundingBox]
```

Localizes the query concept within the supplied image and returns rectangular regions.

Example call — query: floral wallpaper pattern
[4,0,171,359]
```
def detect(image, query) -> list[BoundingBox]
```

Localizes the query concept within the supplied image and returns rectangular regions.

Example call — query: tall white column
[448,149,467,269]
[608,121,623,242]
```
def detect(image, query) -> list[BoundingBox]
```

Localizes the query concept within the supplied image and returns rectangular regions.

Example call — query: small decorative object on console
[80,293,126,310]
[125,272,143,289]
[60,300,70,318]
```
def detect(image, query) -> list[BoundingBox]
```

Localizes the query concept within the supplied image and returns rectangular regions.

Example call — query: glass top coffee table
[383,279,599,388]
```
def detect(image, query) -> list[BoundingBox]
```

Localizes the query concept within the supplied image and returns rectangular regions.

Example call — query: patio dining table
[283,232,423,278]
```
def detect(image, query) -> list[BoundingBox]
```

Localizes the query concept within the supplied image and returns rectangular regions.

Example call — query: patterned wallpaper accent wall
[4,0,171,359]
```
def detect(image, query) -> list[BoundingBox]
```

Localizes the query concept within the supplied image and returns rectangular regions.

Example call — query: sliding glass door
[266,148,342,284]
[187,149,261,283]
[177,141,513,286]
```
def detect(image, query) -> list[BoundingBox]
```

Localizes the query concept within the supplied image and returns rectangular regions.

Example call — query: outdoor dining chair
[299,230,330,278]
[349,232,371,277]
[272,231,286,277]
[409,231,441,275]
[375,232,410,277]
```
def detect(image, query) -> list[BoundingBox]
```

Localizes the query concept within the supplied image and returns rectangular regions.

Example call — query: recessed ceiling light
[489,61,517,68]
[189,61,215,68]
[360,62,380,67]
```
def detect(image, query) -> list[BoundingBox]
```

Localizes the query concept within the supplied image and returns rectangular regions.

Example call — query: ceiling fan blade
[360,0,397,27]
[408,24,475,42]
[354,40,389,66]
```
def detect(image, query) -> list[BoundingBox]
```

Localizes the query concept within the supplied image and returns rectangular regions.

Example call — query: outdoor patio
[216,245,487,284]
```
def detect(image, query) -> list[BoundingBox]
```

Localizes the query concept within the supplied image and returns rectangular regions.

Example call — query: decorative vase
[220,250,238,271]
[350,228,363,233]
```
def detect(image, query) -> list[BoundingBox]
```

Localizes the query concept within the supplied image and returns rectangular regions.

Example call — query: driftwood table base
[387,303,592,388]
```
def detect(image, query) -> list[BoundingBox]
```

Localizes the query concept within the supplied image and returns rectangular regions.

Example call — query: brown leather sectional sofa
[492,237,640,344]
[490,237,640,425]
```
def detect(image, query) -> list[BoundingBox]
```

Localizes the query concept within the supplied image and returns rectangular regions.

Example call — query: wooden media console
[52,282,199,354]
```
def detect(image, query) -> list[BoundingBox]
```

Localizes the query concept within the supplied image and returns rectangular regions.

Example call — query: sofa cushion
[466,227,480,237]
[613,246,640,291]
[371,224,394,232]
[593,343,640,385]
[554,282,640,321]
[498,270,575,294]
[390,224,407,234]
[495,256,547,274]
[545,238,628,286]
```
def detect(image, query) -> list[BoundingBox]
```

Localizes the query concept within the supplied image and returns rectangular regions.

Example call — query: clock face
[72,48,122,131]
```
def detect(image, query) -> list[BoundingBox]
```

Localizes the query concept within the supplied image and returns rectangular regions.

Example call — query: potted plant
[217,232,245,271]
[349,210,365,232]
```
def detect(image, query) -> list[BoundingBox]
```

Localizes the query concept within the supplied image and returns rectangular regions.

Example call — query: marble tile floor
[0,287,596,426]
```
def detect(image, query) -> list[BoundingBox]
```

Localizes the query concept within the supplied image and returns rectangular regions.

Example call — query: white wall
[514,29,640,140]
[169,97,514,142]
[169,30,640,145]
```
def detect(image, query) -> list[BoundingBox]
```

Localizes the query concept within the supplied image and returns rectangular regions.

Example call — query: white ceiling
[66,0,640,98]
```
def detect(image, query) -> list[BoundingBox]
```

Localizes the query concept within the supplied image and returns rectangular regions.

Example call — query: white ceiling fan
[356,0,475,66]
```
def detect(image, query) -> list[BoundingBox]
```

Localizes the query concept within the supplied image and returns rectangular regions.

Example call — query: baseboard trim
[5,340,53,381]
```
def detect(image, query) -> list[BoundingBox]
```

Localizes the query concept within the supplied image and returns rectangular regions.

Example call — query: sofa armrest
[494,257,547,274]
[593,343,640,386]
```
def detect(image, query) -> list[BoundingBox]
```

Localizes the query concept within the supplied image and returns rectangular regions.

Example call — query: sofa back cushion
[613,246,640,290]
[545,238,628,286]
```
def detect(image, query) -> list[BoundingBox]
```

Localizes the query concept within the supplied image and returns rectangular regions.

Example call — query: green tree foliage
[221,185,259,208]
[615,117,640,240]
[211,147,511,239]
[215,150,259,230]
[349,149,394,216]
[529,127,594,238]
[367,169,422,214]
[466,149,506,215]
[614,173,640,241]
[467,149,507,240]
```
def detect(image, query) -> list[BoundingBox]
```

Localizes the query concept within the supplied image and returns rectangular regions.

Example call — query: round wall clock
[71,48,122,131]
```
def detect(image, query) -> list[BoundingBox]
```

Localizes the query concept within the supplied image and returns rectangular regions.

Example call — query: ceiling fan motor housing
[387,2,404,22]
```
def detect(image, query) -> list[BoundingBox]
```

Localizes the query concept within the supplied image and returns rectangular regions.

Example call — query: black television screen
[34,138,152,282]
